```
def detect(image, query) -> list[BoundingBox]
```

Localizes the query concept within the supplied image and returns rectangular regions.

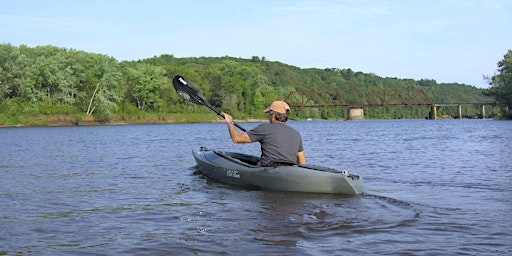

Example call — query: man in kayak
[223,100,306,167]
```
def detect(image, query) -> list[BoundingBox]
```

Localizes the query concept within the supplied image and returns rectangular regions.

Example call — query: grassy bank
[0,113,227,127]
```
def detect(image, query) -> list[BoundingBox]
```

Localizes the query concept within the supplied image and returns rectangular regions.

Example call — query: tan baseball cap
[264,101,290,114]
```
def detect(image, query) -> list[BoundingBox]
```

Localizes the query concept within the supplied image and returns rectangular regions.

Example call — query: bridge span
[432,103,491,120]
[284,89,492,120]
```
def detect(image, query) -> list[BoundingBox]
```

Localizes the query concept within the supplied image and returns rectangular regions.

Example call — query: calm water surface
[1,119,511,255]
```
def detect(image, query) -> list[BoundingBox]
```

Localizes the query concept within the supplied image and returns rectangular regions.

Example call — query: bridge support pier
[348,108,364,120]
[429,106,437,120]
[458,105,462,119]
[481,105,486,119]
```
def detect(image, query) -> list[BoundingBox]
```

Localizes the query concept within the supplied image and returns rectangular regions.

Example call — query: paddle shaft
[194,93,247,132]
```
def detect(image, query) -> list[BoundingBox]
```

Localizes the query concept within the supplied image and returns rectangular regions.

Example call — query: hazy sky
[2,0,511,88]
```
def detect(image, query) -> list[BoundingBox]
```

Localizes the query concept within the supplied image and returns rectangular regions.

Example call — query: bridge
[284,88,492,120]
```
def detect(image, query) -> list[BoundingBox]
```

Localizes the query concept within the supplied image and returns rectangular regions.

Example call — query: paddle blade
[172,75,207,105]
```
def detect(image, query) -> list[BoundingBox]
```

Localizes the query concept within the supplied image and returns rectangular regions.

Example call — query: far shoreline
[0,115,269,128]
[1,113,491,128]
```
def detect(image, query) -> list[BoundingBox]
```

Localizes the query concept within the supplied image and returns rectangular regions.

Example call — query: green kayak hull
[192,147,364,195]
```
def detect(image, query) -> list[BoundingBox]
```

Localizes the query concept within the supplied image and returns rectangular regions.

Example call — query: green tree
[29,51,76,104]
[488,50,512,118]
[125,63,168,111]
[0,44,23,99]
[85,56,123,117]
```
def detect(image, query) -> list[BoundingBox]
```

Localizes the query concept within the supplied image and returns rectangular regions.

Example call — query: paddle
[172,75,247,132]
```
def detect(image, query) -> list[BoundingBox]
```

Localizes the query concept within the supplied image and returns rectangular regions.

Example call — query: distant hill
[0,44,497,126]
[135,54,495,119]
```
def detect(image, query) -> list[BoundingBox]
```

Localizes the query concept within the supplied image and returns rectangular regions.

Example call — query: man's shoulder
[253,123,298,133]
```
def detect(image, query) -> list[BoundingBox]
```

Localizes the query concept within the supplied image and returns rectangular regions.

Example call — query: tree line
[0,43,506,126]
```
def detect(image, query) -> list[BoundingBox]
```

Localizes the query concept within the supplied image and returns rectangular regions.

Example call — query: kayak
[192,147,364,195]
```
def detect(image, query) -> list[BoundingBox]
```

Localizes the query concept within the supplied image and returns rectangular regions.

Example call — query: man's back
[247,123,303,166]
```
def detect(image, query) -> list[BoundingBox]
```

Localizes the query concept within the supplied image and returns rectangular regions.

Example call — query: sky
[2,0,511,88]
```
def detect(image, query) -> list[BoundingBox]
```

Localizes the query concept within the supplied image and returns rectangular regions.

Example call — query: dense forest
[0,44,502,126]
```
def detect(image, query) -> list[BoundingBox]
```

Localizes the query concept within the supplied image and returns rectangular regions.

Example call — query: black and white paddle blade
[172,75,206,105]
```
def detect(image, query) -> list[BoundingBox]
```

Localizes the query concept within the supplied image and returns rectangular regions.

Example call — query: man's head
[264,101,290,114]
[264,101,290,122]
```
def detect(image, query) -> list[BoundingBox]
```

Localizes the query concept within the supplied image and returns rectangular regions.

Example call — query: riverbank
[0,114,268,128]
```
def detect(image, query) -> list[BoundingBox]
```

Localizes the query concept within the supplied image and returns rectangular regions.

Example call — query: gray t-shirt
[247,123,304,166]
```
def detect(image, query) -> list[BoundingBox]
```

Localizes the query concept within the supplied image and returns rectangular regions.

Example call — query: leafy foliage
[487,50,512,118]
[0,43,500,125]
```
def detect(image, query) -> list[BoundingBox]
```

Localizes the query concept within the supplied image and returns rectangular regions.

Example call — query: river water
[1,119,511,255]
